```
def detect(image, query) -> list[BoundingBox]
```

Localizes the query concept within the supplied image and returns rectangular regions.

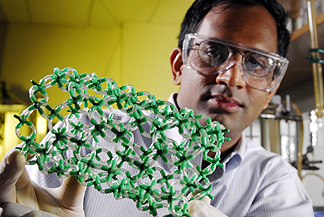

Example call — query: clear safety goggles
[182,33,289,92]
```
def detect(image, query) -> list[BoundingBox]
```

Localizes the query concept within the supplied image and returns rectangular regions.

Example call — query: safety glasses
[182,33,289,92]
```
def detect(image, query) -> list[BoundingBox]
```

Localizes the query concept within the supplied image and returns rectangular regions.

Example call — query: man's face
[172,4,279,150]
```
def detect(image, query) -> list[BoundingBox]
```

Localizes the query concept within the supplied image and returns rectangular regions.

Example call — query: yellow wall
[1,22,180,104]
[122,22,180,96]
[0,104,27,159]
[0,21,181,158]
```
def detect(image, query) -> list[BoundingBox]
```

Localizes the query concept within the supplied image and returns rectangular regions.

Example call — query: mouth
[208,95,243,113]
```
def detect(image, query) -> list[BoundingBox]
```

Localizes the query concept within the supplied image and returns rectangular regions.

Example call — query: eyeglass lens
[188,40,278,90]
[197,41,274,76]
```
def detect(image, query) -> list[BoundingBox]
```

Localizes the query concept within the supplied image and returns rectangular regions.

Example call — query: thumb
[201,195,211,204]
[188,199,228,217]
[0,149,26,204]
[187,190,211,204]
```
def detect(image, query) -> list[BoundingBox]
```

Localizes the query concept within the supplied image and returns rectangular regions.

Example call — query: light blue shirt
[27,93,314,217]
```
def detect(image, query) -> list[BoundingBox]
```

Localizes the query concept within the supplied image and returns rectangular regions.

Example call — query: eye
[244,53,271,76]
[199,41,229,67]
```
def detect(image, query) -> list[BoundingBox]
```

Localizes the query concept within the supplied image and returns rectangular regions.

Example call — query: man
[0,0,314,216]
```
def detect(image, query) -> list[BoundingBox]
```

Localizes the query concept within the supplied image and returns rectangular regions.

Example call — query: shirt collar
[208,134,247,182]
[168,93,179,109]
[222,132,246,164]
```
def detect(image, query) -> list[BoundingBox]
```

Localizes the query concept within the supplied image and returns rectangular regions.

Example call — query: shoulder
[241,139,313,216]
[242,139,298,183]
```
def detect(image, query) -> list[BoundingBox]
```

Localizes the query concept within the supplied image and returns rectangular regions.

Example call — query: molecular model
[14,67,230,216]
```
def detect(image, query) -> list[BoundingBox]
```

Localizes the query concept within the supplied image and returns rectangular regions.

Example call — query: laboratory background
[0,0,323,214]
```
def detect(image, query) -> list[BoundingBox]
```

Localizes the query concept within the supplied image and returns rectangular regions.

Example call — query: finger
[0,202,36,216]
[50,176,86,212]
[0,202,59,217]
[15,167,39,209]
[22,210,59,217]
[0,149,26,204]
[61,176,86,208]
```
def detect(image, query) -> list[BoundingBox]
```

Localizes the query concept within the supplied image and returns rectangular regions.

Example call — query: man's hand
[0,148,86,217]
[188,197,228,217]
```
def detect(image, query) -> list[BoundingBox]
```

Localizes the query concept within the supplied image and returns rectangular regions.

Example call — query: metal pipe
[306,0,324,118]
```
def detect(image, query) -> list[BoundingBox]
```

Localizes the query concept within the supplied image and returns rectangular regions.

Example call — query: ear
[170,47,183,85]
[263,84,280,110]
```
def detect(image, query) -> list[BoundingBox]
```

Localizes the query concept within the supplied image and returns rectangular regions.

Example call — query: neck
[220,139,240,161]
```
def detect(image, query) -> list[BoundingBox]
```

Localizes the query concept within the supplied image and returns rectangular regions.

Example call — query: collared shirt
[27,93,314,217]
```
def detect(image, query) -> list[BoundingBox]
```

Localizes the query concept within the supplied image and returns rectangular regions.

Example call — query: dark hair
[178,0,290,57]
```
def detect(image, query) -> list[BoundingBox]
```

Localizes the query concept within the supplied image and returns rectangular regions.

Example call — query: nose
[215,61,246,89]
